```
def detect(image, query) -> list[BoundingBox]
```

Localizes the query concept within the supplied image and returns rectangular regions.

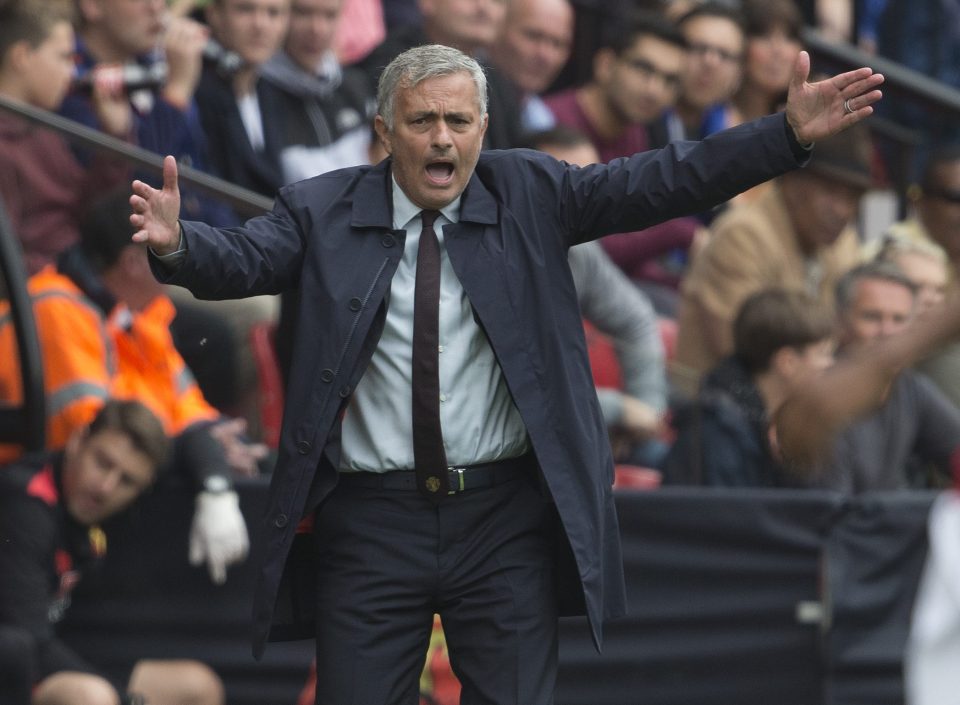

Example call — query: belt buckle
[448,467,465,494]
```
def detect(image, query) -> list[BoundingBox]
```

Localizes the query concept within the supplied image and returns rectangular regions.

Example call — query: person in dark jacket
[0,400,224,705]
[664,288,834,486]
[129,43,882,705]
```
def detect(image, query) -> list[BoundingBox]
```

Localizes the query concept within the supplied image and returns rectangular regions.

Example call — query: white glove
[188,490,249,585]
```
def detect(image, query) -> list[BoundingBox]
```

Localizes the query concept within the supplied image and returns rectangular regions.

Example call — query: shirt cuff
[150,226,186,268]
[783,115,814,161]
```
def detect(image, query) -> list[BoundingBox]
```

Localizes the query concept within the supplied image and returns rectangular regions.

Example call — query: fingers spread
[832,66,877,92]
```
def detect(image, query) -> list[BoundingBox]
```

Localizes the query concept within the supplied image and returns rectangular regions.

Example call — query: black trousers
[312,471,558,705]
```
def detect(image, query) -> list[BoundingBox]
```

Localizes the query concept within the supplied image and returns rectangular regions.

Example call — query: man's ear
[374,115,393,156]
[64,424,88,462]
[770,346,799,379]
[4,40,32,76]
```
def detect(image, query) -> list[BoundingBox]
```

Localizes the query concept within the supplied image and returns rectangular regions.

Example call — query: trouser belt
[337,454,535,494]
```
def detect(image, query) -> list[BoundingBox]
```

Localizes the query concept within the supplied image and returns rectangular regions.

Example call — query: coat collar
[350,158,498,229]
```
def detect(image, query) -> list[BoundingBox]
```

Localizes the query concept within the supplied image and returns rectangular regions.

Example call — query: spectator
[0,400,225,705]
[63,0,229,225]
[664,288,834,486]
[731,0,803,127]
[0,0,129,275]
[542,13,701,312]
[649,2,746,147]
[0,190,263,585]
[259,0,374,186]
[528,127,670,467]
[488,0,574,132]
[875,145,960,265]
[258,0,376,381]
[814,262,960,492]
[197,0,291,198]
[544,12,686,162]
[673,125,870,395]
[873,236,960,409]
[357,0,526,149]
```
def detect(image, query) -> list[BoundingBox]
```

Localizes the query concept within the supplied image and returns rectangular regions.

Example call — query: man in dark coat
[130,43,883,705]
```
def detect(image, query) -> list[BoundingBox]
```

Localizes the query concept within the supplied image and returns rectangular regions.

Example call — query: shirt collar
[390,176,461,230]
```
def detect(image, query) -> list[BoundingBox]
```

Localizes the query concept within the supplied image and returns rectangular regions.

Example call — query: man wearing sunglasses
[885,146,960,265]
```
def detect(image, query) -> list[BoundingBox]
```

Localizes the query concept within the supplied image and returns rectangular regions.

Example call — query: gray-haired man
[131,43,883,704]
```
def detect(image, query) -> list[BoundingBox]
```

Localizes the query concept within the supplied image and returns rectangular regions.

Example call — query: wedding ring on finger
[843,98,855,115]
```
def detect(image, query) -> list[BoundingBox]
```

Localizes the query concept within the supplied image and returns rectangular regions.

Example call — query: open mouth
[425,161,455,186]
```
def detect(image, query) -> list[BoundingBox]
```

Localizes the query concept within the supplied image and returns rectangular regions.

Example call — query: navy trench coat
[155,113,807,657]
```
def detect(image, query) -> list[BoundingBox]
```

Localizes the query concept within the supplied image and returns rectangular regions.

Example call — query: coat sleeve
[152,190,307,300]
[559,114,807,246]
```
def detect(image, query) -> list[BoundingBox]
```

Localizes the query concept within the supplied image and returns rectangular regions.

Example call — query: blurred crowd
[1,0,959,703]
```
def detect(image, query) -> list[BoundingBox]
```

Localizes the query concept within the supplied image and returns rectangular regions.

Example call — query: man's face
[285,0,342,71]
[79,0,167,59]
[207,0,290,68]
[598,35,685,125]
[783,171,863,252]
[375,72,488,211]
[920,161,960,262]
[418,0,507,53]
[492,0,573,95]
[840,278,915,345]
[62,428,156,526]
[22,22,77,112]
[679,15,744,110]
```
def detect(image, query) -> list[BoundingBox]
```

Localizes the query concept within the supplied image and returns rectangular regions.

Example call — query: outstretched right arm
[130,155,183,256]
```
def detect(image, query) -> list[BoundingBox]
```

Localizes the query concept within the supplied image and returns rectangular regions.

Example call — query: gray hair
[835,261,917,313]
[376,44,488,131]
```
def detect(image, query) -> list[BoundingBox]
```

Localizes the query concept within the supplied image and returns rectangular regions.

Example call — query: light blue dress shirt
[339,178,531,471]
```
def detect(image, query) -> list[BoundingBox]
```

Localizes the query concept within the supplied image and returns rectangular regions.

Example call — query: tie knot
[420,210,440,229]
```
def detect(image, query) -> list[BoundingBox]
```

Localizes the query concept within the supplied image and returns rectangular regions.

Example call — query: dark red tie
[412,210,449,500]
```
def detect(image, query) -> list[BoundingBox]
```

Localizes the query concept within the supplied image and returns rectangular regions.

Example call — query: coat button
[339,386,351,398]
[381,235,395,248]
[348,297,362,311]
[296,440,311,454]
[274,513,288,528]
[320,368,334,382]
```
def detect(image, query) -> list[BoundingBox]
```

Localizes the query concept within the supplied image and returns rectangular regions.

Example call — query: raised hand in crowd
[161,14,209,110]
[88,65,134,139]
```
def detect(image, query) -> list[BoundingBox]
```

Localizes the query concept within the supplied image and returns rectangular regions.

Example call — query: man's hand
[209,418,270,478]
[188,490,249,585]
[785,50,884,145]
[162,16,208,110]
[88,65,133,139]
[130,155,183,256]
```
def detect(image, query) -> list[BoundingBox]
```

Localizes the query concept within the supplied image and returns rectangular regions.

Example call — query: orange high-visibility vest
[0,267,217,462]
